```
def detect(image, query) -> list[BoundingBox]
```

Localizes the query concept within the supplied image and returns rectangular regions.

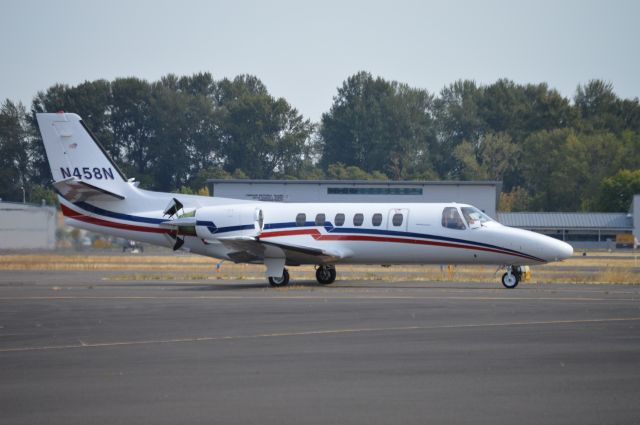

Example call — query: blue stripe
[344,227,542,261]
[72,201,542,262]
[76,201,165,224]
[263,224,543,262]
[196,220,254,234]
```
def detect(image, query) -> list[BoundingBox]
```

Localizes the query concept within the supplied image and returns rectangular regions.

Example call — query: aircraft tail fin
[36,112,129,201]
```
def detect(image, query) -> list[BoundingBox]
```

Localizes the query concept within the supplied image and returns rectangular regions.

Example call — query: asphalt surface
[1,271,640,425]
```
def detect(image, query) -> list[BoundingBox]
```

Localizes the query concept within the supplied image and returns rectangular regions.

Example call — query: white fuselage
[58,182,573,267]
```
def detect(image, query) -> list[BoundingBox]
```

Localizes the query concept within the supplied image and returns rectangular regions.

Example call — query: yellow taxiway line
[1,317,639,353]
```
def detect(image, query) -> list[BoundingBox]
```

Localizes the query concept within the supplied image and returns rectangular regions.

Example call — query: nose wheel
[501,266,522,289]
[316,265,337,285]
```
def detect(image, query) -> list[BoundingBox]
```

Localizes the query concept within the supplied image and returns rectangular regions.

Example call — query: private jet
[37,112,573,288]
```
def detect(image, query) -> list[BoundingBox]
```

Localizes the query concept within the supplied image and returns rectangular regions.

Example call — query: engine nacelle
[194,204,264,239]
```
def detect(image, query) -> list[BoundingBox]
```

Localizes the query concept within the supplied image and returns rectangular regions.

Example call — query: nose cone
[547,238,573,262]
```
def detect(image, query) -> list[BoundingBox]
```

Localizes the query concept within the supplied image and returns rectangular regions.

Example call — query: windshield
[460,206,493,226]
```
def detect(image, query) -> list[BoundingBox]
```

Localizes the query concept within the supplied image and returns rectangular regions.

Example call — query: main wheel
[501,271,519,289]
[316,266,337,285]
[268,268,290,287]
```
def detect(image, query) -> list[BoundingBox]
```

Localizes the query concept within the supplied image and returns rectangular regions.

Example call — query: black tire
[501,272,519,289]
[316,266,337,285]
[268,268,290,287]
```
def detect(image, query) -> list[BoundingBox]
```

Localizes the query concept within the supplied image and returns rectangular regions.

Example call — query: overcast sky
[1,0,639,121]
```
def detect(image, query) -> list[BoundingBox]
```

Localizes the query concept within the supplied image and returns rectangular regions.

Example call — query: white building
[0,202,57,250]
[207,180,501,218]
[498,212,635,249]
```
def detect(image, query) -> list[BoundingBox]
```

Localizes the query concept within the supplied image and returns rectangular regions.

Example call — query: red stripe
[260,228,535,261]
[61,204,170,234]
[61,204,540,262]
[259,228,317,238]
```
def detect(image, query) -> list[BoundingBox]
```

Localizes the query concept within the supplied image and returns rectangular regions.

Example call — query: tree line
[1,71,639,212]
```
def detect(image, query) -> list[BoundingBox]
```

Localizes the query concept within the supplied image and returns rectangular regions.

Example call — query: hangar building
[498,195,639,249]
[497,212,635,249]
[207,179,501,218]
[0,201,57,250]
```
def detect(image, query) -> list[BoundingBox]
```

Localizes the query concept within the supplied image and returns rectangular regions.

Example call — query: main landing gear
[315,265,337,285]
[268,268,290,287]
[267,265,337,287]
[501,266,523,289]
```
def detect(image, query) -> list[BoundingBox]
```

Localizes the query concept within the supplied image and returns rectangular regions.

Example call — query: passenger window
[296,213,306,226]
[353,213,364,226]
[441,207,465,230]
[372,213,383,226]
[334,213,345,226]
[392,213,403,227]
[315,213,326,226]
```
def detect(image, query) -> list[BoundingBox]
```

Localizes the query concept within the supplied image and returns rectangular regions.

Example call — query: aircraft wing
[53,177,125,202]
[213,236,350,265]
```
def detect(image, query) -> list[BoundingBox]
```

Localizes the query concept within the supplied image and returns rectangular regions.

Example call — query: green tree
[450,132,518,181]
[618,131,640,170]
[577,132,629,209]
[480,132,520,181]
[0,100,31,202]
[110,77,154,180]
[29,184,57,206]
[452,141,486,180]
[146,82,193,190]
[320,71,436,179]
[595,169,640,212]
[498,187,531,212]
[216,76,314,179]
[433,80,485,178]
[575,80,625,133]
[520,129,589,211]
[325,163,388,180]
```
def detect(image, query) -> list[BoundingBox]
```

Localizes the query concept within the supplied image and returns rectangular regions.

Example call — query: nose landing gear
[501,266,523,289]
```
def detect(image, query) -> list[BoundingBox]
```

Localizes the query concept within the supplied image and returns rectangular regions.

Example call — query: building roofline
[497,212,633,230]
[207,179,502,186]
[0,201,56,210]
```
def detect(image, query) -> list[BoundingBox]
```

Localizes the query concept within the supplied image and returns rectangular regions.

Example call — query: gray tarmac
[1,270,640,425]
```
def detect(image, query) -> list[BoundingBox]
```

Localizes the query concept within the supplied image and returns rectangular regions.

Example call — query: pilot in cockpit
[442,207,466,230]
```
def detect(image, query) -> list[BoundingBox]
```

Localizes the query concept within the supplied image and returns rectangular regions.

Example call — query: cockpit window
[460,206,493,227]
[441,207,466,230]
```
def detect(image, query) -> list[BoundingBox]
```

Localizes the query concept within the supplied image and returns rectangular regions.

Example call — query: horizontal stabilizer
[53,177,125,202]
